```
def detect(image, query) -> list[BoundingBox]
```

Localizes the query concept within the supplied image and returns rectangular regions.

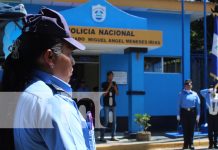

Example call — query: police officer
[177,80,201,150]
[1,8,95,149]
[200,85,218,149]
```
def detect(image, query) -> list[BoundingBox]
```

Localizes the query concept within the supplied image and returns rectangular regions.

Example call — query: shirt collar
[34,70,72,93]
[183,89,193,94]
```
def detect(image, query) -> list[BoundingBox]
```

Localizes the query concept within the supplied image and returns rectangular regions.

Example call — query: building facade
[0,0,215,132]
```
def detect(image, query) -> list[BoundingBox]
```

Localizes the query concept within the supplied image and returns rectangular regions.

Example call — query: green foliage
[134,113,151,132]
[191,14,214,52]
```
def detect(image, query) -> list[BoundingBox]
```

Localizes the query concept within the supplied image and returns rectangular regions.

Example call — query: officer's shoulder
[25,80,53,99]
[191,91,198,95]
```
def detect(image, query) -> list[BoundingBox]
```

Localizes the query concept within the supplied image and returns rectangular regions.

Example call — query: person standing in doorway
[77,80,89,92]
[200,85,218,149]
[100,71,119,142]
[177,79,201,150]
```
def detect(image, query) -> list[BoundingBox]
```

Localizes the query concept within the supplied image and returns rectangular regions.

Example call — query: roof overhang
[3,0,215,13]
[3,0,215,22]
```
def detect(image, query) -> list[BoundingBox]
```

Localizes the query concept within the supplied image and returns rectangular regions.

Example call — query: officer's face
[184,83,192,90]
[52,43,75,83]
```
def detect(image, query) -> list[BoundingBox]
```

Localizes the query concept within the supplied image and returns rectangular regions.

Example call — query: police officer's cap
[22,7,85,50]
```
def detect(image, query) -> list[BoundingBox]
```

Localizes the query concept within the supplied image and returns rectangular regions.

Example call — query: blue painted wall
[126,11,191,80]
[60,0,147,29]
[100,11,191,117]
[144,73,182,116]
[127,11,190,116]
[125,11,190,56]
[25,4,71,13]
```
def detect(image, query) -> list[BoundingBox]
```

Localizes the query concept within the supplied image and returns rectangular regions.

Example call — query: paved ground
[95,131,210,150]
[160,147,208,150]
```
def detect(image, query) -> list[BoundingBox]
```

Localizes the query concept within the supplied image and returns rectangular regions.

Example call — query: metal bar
[204,0,208,88]
[203,0,208,124]
[181,0,185,83]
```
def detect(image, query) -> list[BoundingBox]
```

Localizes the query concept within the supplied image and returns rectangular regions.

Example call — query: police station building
[1,0,215,133]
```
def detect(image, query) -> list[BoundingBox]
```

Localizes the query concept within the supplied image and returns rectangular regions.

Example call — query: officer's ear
[43,49,56,68]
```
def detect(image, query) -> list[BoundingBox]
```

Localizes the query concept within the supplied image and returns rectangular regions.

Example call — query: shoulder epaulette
[46,83,72,98]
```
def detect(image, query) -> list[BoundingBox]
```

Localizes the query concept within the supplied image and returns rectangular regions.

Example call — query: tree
[191,14,214,52]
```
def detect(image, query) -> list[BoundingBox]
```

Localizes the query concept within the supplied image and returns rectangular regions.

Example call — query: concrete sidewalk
[95,132,209,150]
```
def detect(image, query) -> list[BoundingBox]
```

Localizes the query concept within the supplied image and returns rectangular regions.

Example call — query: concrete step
[96,138,209,150]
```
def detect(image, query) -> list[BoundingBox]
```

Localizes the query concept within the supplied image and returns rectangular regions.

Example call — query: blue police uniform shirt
[13,70,96,150]
[200,89,218,115]
[177,90,201,116]
[200,89,212,109]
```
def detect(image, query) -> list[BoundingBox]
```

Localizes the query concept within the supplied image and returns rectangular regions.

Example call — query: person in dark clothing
[100,71,118,142]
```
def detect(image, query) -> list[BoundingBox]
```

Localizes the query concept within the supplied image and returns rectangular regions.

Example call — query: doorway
[70,55,99,92]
